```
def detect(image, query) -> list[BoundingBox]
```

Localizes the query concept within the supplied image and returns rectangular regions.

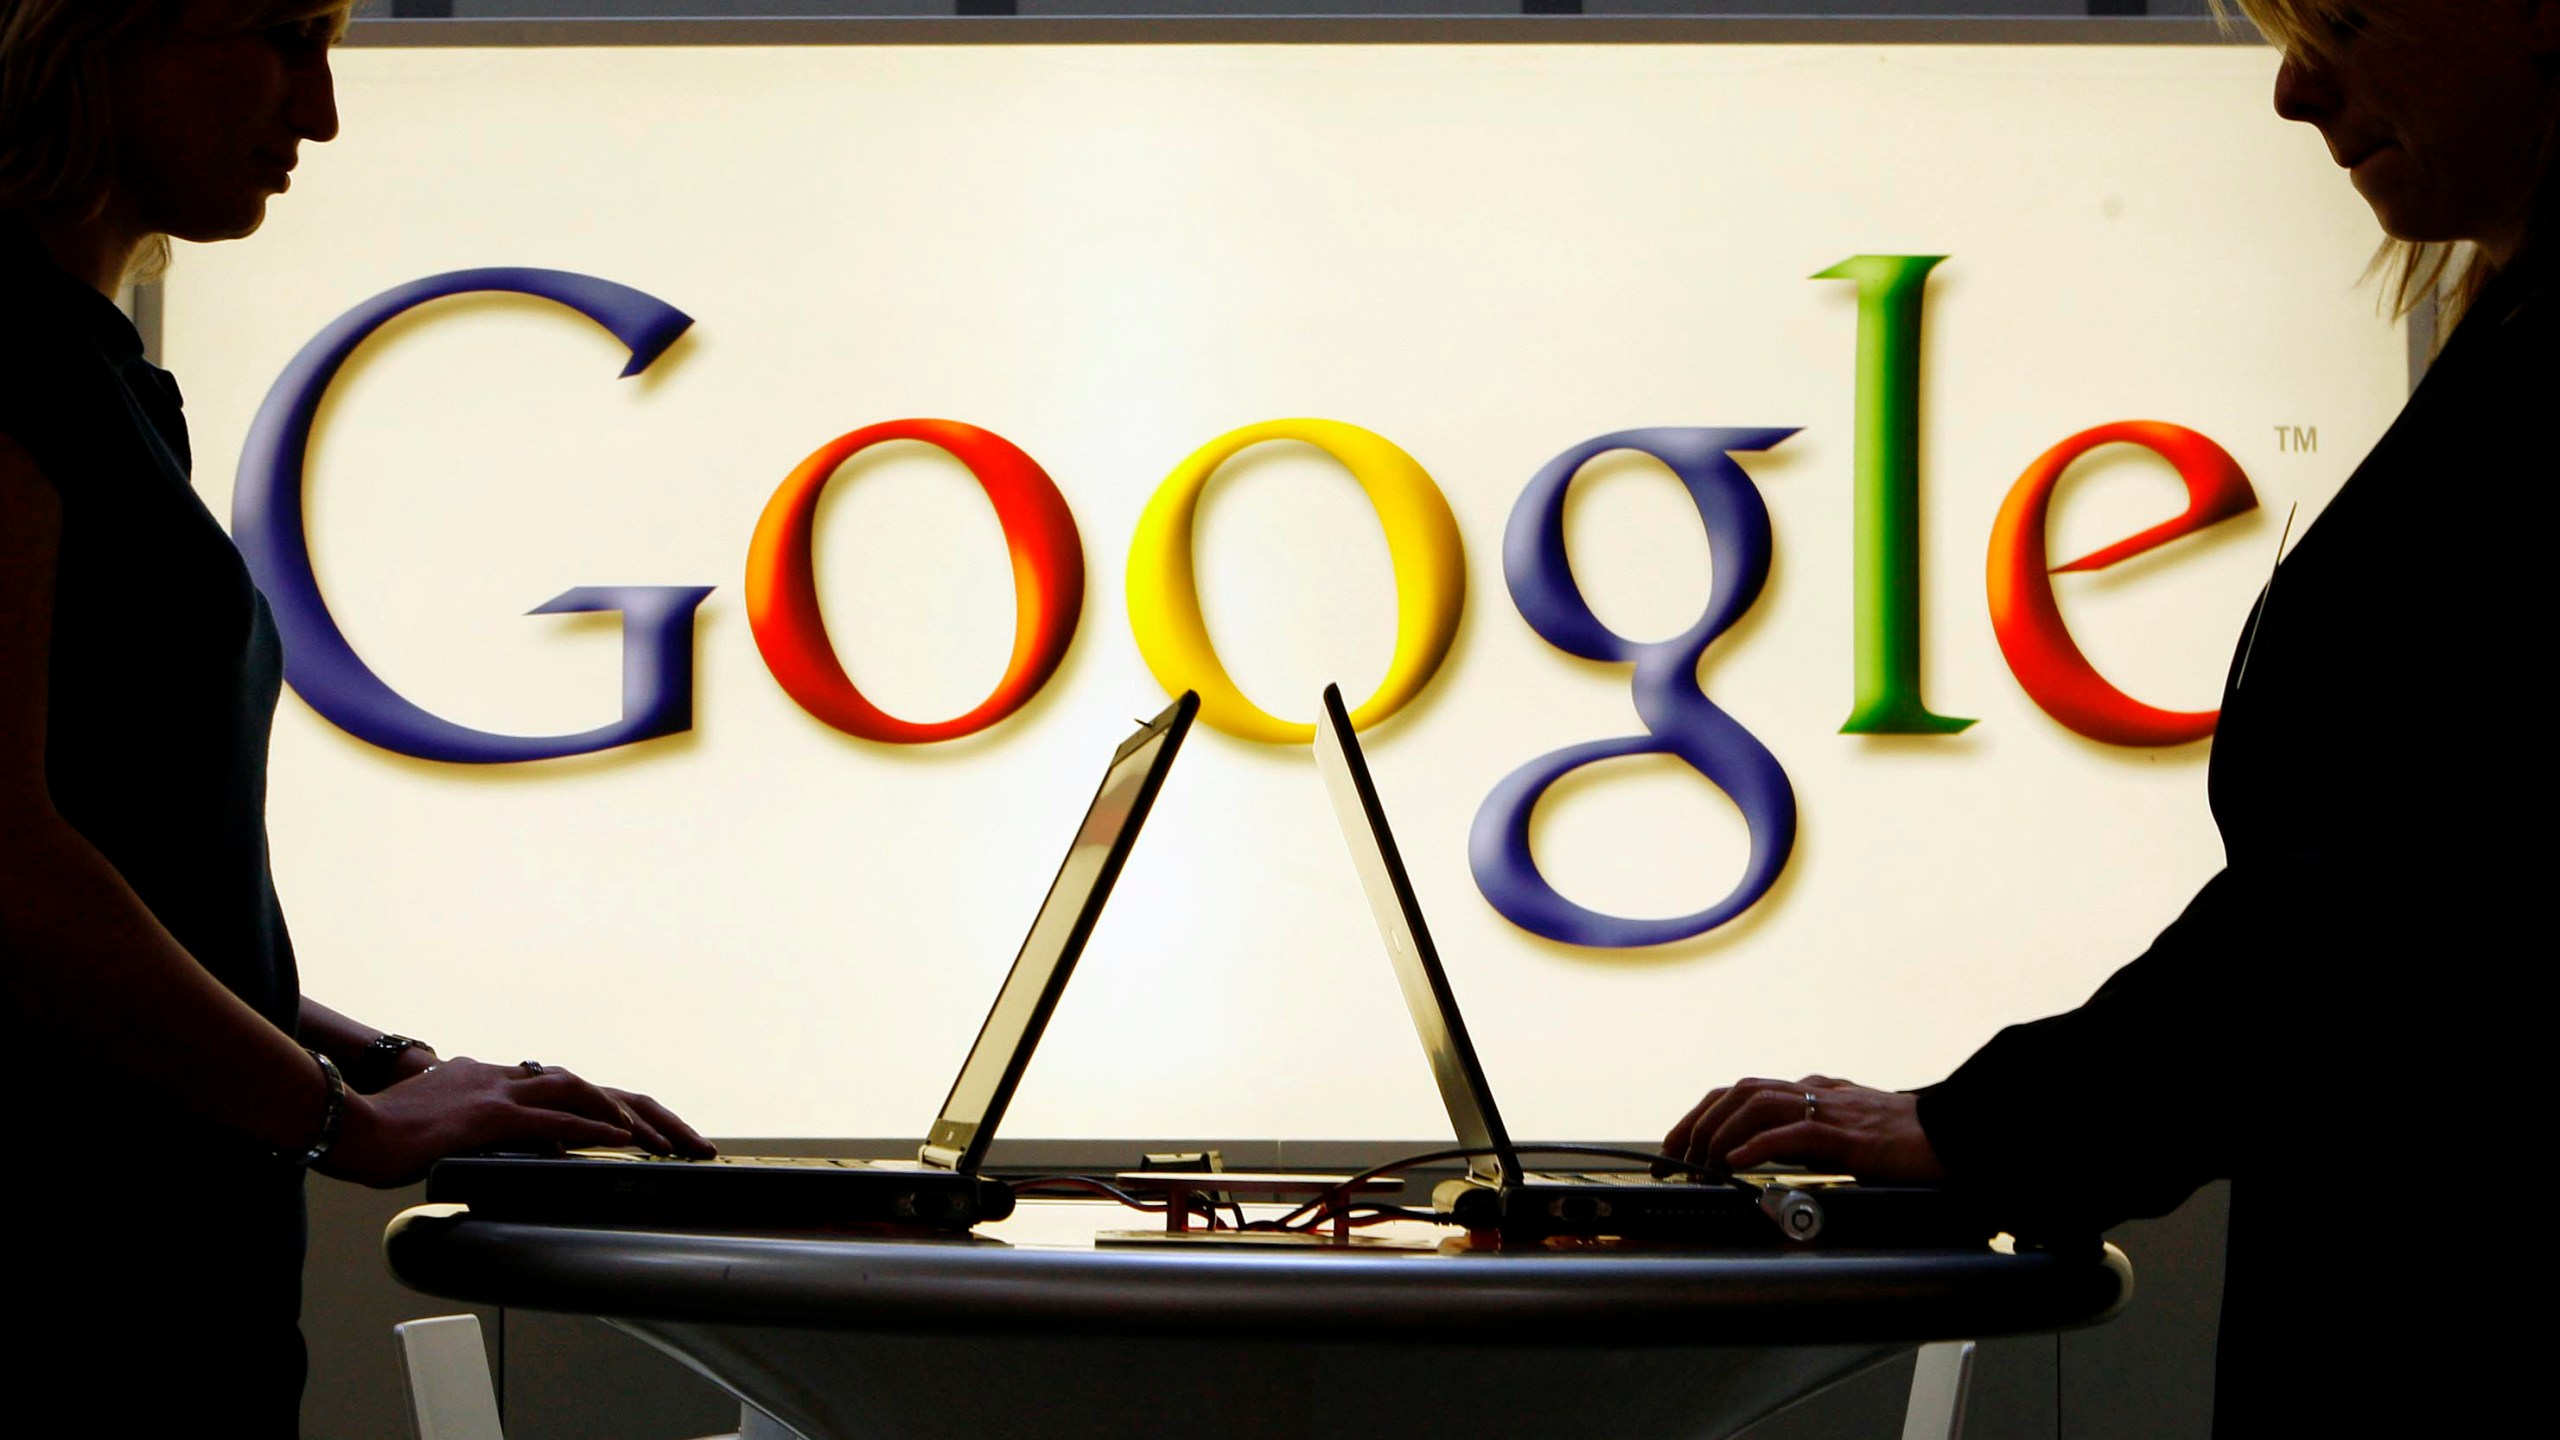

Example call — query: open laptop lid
[920,691,1199,1173]
[1314,684,1520,1190]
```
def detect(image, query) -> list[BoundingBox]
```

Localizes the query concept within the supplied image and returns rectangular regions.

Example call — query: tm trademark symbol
[2274,424,2318,453]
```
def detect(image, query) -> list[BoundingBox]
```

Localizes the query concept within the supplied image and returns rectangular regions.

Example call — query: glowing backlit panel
[164,42,2401,1138]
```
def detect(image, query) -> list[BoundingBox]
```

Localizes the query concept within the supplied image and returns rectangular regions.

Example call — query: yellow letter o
[1126,419,1466,744]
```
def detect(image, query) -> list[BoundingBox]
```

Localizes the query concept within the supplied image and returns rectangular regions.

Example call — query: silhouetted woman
[1666,3,2552,1432]
[1,4,712,1429]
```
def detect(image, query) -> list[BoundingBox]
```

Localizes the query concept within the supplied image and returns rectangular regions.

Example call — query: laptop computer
[427,691,1200,1231]
[1313,683,1992,1247]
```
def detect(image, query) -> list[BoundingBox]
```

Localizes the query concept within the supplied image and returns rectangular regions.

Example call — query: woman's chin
[157,199,274,247]
[2349,168,2475,248]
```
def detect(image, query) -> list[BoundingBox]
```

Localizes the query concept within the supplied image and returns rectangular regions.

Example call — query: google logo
[232,262,2260,950]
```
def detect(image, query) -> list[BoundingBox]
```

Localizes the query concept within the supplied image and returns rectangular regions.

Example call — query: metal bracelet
[290,1050,348,1168]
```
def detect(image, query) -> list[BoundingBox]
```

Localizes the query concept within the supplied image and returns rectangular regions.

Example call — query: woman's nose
[2272,50,2337,125]
[291,58,341,144]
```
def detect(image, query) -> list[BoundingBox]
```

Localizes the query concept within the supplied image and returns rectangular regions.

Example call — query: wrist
[281,1050,347,1168]
[314,1088,388,1185]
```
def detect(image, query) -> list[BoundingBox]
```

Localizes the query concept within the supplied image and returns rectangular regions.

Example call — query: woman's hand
[596,1084,716,1162]
[318,1057,714,1189]
[1659,1074,1948,1183]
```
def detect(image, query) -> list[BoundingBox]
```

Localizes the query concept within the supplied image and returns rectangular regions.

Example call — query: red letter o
[746,419,1083,744]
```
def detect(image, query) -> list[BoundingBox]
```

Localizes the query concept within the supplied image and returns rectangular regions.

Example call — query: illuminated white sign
[166,41,2398,1139]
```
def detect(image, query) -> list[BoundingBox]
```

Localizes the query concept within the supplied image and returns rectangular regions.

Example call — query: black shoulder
[0,276,113,497]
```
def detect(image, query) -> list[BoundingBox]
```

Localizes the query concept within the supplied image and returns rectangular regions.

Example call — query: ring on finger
[518,1060,547,1077]
[1803,1091,1818,1123]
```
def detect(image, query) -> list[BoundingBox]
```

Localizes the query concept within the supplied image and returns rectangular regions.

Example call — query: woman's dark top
[1,227,308,1431]
[1917,275,2552,1435]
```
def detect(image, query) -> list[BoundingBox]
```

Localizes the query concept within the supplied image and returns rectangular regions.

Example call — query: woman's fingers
[1688,1078,1800,1159]
[1724,1120,1837,1173]
[474,1060,711,1159]
[1704,1085,1822,1166]
[1658,1089,1728,1172]
[1664,1078,1808,1170]
[623,1091,716,1159]
[1699,1084,1947,1182]
[417,1058,710,1158]
[498,1106,633,1152]
[1664,1077,1948,1182]
[513,1065,640,1129]
[1664,1077,1797,1168]
[325,1059,636,1188]
[612,1100,672,1155]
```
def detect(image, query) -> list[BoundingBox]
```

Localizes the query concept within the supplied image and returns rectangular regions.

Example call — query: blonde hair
[2213,0,2556,329]
[1,0,355,277]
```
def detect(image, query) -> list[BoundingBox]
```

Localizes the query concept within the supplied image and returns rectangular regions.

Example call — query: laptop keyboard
[570,1151,885,1168]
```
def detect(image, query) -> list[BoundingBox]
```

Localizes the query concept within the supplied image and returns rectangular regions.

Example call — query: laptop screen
[922,695,1194,1171]
[1314,685,1516,1188]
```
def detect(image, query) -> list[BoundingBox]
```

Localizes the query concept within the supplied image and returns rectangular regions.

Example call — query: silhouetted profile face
[108,0,341,244]
[2270,1,2556,263]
